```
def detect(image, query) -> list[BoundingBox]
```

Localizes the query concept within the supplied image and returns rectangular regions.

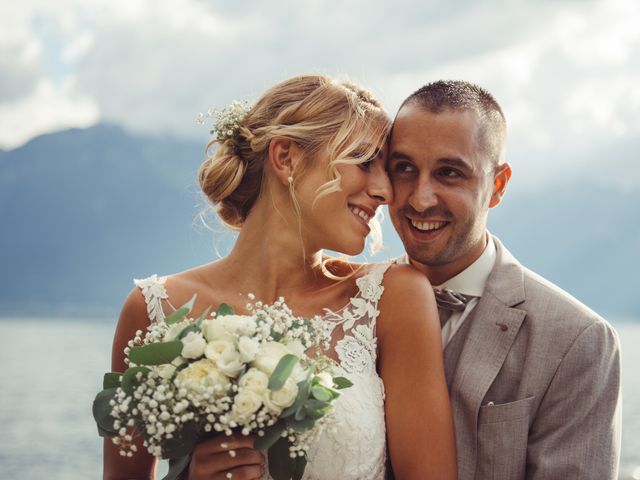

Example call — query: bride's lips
[348,203,374,234]
[406,217,449,241]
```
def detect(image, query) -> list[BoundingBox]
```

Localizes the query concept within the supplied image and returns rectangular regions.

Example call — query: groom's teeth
[411,220,447,231]
[349,206,371,223]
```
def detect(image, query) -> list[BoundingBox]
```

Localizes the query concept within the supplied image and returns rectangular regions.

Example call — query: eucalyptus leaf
[281,379,310,418]
[196,306,212,327]
[216,303,234,316]
[129,341,183,366]
[121,366,151,395]
[311,386,331,402]
[288,415,315,433]
[178,323,202,340]
[267,437,297,480]
[332,376,353,389]
[268,354,299,391]
[303,399,329,411]
[294,408,307,421]
[254,420,286,451]
[92,388,118,436]
[292,454,307,480]
[103,372,122,389]
[165,294,197,325]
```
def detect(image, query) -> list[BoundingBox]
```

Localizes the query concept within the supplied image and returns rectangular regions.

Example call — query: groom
[388,80,621,479]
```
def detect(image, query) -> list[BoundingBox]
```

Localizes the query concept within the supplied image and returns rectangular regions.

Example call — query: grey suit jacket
[444,236,621,479]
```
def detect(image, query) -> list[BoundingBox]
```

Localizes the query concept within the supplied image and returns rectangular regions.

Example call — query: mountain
[0,125,235,317]
[1,125,638,319]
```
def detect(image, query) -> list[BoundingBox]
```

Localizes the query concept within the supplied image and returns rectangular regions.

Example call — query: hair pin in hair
[196,100,252,142]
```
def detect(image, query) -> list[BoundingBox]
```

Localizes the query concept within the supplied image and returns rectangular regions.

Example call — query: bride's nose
[368,168,393,205]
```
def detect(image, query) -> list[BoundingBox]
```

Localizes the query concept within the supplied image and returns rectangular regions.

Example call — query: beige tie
[434,288,471,327]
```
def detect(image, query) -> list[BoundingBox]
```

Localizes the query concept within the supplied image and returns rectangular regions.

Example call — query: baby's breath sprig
[196,100,252,142]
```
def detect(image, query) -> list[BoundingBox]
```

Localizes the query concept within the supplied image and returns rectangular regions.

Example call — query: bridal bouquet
[93,296,352,480]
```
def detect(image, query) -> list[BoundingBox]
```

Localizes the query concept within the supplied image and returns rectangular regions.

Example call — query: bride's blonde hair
[198,74,390,248]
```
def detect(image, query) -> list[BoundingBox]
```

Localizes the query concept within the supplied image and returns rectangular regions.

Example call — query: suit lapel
[447,236,528,479]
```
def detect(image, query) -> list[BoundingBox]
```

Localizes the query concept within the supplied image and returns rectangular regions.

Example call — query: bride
[104,75,456,479]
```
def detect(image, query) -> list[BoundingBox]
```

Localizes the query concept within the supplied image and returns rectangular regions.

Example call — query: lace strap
[133,274,170,324]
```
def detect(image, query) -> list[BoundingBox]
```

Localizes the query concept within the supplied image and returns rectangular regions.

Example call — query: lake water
[0,318,638,479]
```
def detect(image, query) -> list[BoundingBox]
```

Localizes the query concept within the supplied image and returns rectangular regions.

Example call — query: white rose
[239,368,269,395]
[222,315,257,337]
[230,389,262,424]
[181,331,207,359]
[317,372,334,389]
[174,359,230,397]
[264,378,298,414]
[237,336,259,363]
[285,339,306,358]
[202,319,233,342]
[252,341,293,375]
[204,339,235,361]
[216,348,244,378]
[153,364,176,380]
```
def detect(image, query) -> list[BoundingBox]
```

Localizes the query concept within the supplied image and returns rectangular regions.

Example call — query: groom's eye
[437,167,464,180]
[391,162,416,174]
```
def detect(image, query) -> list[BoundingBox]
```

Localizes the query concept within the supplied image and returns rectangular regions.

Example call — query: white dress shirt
[435,235,496,347]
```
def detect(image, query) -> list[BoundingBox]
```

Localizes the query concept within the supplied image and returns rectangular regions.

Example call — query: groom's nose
[407,177,438,213]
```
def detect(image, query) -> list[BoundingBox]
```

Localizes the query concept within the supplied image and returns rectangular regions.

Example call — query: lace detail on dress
[301,262,392,480]
[133,274,169,324]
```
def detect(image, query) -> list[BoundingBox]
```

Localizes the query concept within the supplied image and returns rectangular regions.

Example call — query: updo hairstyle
[198,75,390,230]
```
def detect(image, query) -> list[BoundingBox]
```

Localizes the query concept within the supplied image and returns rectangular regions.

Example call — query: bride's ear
[268,137,302,186]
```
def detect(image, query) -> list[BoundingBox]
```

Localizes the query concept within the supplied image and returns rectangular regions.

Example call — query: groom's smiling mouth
[410,219,448,232]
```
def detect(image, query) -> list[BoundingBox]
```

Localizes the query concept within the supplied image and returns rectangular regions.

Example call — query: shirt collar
[434,234,496,298]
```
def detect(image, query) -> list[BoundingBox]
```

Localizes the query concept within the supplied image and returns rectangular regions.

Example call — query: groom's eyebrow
[388,150,412,162]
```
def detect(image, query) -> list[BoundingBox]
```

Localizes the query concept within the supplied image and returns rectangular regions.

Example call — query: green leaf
[178,323,201,340]
[121,366,151,395]
[311,386,331,402]
[102,372,122,389]
[165,294,197,325]
[304,399,330,411]
[129,341,183,366]
[267,437,297,480]
[162,455,191,480]
[92,388,118,436]
[332,376,353,389]
[287,415,315,433]
[254,420,286,451]
[294,408,306,421]
[196,306,212,327]
[216,303,234,316]
[281,379,311,418]
[268,354,299,391]
[292,454,307,480]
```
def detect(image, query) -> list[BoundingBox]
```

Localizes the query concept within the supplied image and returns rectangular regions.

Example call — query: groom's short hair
[400,80,507,168]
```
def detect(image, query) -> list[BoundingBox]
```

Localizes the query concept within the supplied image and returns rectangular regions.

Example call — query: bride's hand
[187,434,265,480]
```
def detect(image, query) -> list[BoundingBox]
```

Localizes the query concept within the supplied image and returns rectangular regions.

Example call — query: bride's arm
[377,264,457,479]
[103,289,158,480]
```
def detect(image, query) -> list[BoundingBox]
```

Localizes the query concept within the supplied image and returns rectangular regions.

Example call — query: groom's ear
[488,163,512,208]
[267,137,302,187]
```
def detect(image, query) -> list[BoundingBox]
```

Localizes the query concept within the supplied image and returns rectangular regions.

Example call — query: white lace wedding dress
[134,263,391,480]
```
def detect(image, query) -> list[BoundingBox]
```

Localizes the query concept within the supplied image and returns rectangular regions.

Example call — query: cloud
[1,0,639,188]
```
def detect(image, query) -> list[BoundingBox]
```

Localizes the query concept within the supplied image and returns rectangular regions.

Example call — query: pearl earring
[287,176,294,184]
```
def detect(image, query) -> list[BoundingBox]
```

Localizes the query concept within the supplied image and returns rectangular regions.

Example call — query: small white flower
[237,336,259,362]
[230,389,262,423]
[216,348,244,378]
[239,368,269,395]
[264,378,298,414]
[251,341,292,375]
[181,331,207,359]
[222,315,257,337]
[202,320,234,342]
[204,339,236,361]
[317,372,334,389]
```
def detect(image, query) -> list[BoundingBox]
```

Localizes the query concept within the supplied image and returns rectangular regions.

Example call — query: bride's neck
[219,199,325,302]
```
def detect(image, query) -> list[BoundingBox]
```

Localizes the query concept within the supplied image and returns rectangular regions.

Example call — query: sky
[1,0,639,191]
